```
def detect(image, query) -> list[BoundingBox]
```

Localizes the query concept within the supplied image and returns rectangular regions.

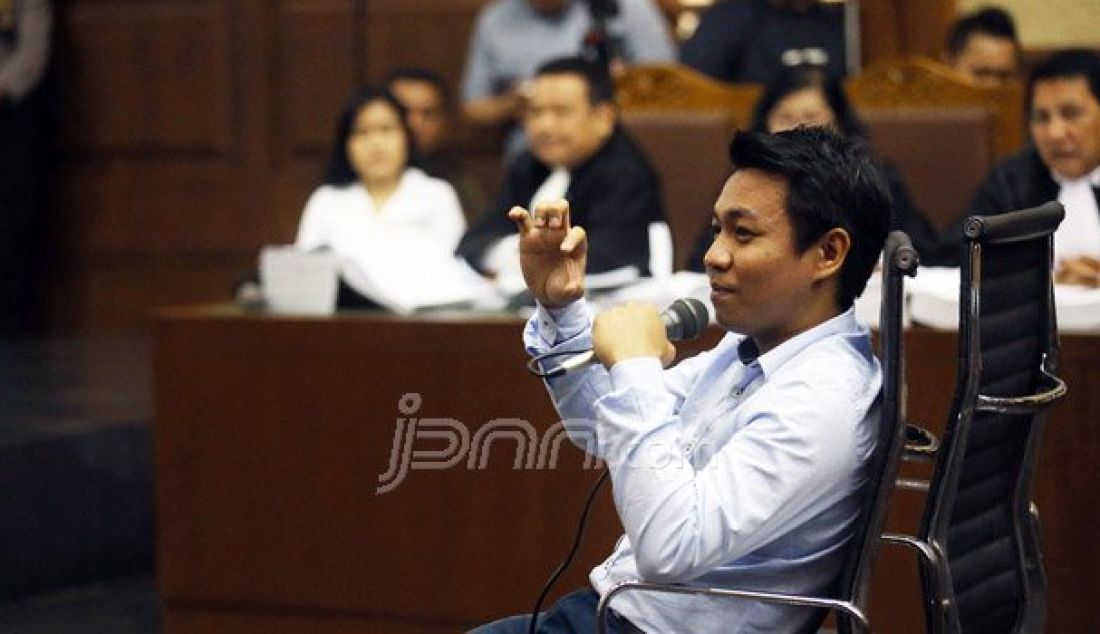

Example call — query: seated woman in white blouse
[296,86,467,307]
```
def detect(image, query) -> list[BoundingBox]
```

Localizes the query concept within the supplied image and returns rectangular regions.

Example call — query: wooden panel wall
[861,0,957,65]
[51,0,957,333]
[52,1,350,332]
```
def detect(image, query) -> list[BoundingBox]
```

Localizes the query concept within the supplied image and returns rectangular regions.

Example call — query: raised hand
[508,199,587,308]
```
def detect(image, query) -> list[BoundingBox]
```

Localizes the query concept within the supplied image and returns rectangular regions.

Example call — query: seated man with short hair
[386,67,489,221]
[457,56,665,281]
[945,6,1021,87]
[473,126,891,633]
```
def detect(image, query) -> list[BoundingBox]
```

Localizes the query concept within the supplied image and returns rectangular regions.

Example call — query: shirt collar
[740,308,864,379]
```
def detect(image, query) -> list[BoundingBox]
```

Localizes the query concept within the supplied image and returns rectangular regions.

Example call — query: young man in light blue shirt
[473,126,892,633]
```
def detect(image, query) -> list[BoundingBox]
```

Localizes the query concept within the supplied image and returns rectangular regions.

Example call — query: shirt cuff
[534,299,591,347]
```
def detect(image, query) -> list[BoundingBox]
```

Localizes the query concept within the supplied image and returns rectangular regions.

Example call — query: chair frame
[595,232,921,634]
[886,201,1067,633]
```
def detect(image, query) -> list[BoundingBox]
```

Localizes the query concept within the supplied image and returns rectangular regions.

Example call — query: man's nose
[1048,116,1070,140]
[703,241,730,269]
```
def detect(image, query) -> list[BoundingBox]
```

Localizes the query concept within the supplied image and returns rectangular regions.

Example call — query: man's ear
[812,227,851,283]
[593,102,616,137]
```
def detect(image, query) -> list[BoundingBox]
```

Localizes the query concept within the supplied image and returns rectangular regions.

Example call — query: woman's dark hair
[750,65,868,139]
[728,127,892,310]
[323,86,418,186]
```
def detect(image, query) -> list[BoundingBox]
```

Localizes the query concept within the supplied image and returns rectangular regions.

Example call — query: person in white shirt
[295,86,467,305]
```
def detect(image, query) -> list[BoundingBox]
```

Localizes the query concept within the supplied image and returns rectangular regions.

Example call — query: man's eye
[1062,106,1083,120]
[735,228,755,242]
[710,222,721,237]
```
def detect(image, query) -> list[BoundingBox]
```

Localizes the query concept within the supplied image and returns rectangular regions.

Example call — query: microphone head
[663,298,710,341]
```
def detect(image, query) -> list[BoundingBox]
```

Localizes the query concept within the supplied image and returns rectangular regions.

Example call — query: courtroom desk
[153,308,1100,633]
[153,307,623,634]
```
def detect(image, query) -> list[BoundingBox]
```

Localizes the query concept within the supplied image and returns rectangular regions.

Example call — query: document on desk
[338,232,497,314]
[908,267,1100,331]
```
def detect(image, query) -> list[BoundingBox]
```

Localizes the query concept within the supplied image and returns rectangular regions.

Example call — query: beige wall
[957,0,1100,48]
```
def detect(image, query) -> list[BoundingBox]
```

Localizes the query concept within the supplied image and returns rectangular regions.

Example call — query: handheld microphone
[536,298,710,378]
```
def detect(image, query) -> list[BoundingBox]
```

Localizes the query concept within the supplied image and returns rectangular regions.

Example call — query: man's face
[704,169,825,348]
[1031,77,1100,180]
[952,34,1018,87]
[390,78,447,156]
[524,73,614,169]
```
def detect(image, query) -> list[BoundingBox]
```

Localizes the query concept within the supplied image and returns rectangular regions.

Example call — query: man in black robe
[457,56,665,280]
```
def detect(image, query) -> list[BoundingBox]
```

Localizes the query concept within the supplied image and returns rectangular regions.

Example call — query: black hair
[727,127,892,310]
[947,6,1019,57]
[1028,49,1100,108]
[750,64,868,138]
[534,56,616,105]
[323,85,418,186]
[383,66,452,110]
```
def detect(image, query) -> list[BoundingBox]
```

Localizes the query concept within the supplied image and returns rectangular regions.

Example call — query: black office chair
[595,231,920,634]
[885,201,1067,633]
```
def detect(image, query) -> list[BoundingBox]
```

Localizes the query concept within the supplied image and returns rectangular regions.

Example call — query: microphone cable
[527,467,610,634]
[526,348,590,379]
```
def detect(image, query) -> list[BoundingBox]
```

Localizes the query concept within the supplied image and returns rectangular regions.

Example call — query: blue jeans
[469,588,642,633]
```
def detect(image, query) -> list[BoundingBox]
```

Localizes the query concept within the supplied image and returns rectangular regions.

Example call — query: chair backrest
[862,107,994,232]
[845,56,1025,161]
[620,111,734,270]
[615,63,762,132]
[921,201,1067,633]
[831,231,920,633]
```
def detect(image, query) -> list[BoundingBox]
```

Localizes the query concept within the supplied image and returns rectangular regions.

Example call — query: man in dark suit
[457,56,665,281]
[937,49,1100,287]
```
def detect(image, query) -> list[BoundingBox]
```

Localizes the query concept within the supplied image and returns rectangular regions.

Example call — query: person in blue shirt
[472,126,891,632]
[461,0,674,160]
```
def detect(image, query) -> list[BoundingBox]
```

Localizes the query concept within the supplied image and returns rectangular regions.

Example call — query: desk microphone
[538,298,710,378]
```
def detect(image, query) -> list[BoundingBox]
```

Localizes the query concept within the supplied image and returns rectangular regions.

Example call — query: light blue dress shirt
[524,300,882,633]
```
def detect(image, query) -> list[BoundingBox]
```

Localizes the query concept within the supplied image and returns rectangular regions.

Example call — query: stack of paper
[908,267,1100,331]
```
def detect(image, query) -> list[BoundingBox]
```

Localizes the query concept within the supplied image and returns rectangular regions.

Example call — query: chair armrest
[976,367,1067,415]
[881,533,939,567]
[902,423,938,463]
[595,581,869,634]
